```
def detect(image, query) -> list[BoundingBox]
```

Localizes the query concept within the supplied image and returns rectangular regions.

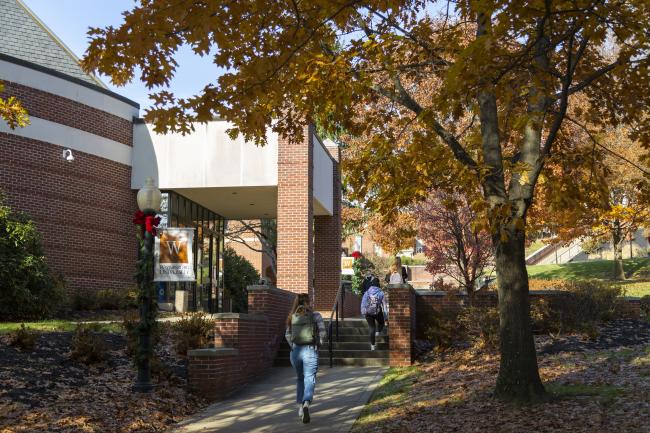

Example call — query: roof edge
[0,53,140,109]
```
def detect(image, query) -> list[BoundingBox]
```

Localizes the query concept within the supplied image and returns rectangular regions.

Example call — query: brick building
[0,0,341,313]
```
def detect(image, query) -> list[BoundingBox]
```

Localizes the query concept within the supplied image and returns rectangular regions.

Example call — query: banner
[341,257,354,275]
[154,228,196,282]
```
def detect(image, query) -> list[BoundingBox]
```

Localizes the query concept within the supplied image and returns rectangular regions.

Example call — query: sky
[22,0,219,110]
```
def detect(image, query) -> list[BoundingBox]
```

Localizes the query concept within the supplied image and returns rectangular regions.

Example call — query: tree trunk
[494,224,546,402]
[612,224,625,280]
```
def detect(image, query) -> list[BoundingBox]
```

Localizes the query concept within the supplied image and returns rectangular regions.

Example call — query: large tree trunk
[494,223,546,402]
[611,223,625,280]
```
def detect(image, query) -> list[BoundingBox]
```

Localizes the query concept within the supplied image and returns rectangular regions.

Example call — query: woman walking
[360,277,387,350]
[285,294,327,424]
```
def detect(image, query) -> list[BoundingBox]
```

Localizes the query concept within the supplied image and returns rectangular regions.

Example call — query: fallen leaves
[355,333,650,432]
[0,329,206,433]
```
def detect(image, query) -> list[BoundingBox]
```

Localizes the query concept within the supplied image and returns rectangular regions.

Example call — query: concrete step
[329,334,389,343]
[277,342,389,352]
[277,349,389,359]
[274,357,389,367]
[323,318,371,328]
[333,328,388,335]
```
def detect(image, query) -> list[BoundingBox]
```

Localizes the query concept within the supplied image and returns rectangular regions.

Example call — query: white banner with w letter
[154,228,196,282]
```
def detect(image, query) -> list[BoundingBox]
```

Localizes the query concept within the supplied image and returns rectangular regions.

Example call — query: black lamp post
[134,177,161,393]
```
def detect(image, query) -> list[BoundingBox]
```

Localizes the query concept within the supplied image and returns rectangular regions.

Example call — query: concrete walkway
[172,366,387,433]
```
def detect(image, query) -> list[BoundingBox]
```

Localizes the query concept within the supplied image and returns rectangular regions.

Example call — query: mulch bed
[0,328,206,433]
[356,319,650,433]
[536,319,650,354]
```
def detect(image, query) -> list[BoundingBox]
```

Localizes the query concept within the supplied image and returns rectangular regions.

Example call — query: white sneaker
[298,405,303,418]
[375,331,380,337]
[370,344,376,351]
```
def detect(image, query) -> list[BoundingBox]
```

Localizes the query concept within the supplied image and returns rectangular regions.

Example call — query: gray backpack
[290,313,316,345]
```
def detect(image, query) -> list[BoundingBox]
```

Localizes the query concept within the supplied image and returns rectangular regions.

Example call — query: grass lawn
[527,258,650,297]
[0,320,122,334]
[527,257,650,280]
[525,239,547,257]
[353,346,650,433]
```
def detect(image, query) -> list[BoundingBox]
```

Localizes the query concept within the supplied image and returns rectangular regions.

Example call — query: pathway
[172,366,387,433]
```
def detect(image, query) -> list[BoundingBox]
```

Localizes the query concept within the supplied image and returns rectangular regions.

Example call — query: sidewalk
[171,366,387,433]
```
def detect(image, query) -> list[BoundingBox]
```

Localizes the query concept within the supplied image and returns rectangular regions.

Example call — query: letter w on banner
[154,228,196,282]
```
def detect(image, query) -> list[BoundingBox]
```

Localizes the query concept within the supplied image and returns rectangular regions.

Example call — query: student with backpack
[360,277,387,350]
[285,293,327,424]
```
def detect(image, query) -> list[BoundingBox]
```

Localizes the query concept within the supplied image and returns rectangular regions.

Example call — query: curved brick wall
[0,72,137,292]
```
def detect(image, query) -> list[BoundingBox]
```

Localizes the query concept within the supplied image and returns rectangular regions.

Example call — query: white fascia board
[0,59,139,121]
[132,121,278,189]
[0,116,132,166]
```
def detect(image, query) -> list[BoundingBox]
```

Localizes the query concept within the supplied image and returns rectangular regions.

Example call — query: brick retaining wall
[387,284,416,367]
[188,285,296,400]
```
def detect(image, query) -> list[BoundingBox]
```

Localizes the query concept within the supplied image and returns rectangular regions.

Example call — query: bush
[400,254,427,266]
[8,324,39,351]
[223,247,260,313]
[0,193,67,320]
[172,313,213,356]
[365,255,393,284]
[431,277,457,291]
[122,310,162,359]
[531,280,623,336]
[70,325,107,364]
[70,288,138,311]
[421,309,460,349]
[528,279,566,291]
[456,306,501,349]
[640,295,650,316]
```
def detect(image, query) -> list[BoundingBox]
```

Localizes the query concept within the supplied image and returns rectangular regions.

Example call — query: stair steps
[274,318,390,367]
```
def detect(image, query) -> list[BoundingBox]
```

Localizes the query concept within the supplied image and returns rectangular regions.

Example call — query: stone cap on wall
[208,313,268,322]
[247,285,297,298]
[188,348,239,357]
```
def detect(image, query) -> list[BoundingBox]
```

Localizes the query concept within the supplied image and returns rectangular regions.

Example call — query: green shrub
[421,309,460,349]
[122,310,162,359]
[457,306,500,349]
[400,254,427,266]
[531,280,623,336]
[8,324,39,351]
[223,247,260,313]
[70,288,138,311]
[640,295,650,316]
[172,313,213,356]
[0,193,67,320]
[70,325,107,364]
[419,305,499,350]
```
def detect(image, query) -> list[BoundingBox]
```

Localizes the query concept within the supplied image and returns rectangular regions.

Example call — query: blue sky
[22,0,219,109]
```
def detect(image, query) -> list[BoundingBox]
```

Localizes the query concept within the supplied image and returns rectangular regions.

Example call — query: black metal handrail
[328,283,346,368]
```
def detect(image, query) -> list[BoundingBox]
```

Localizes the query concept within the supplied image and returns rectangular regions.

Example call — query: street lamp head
[137,177,161,213]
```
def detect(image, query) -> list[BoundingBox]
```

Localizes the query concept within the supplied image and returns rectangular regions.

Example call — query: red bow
[133,211,161,236]
[351,251,362,260]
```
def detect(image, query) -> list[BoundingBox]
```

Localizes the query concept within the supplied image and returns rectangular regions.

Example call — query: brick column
[314,143,342,312]
[387,283,416,367]
[276,125,314,298]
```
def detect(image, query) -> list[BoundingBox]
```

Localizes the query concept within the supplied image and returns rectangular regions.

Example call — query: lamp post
[134,177,161,392]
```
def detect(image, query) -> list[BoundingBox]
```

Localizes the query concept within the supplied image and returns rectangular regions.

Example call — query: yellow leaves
[0,81,29,129]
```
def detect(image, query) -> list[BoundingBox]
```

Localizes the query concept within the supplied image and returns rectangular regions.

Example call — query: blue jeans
[290,344,319,404]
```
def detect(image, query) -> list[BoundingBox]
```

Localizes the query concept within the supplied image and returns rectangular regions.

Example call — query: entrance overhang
[131,120,334,219]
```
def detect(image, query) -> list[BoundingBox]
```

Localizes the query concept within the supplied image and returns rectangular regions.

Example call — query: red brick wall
[314,143,341,312]
[1,81,133,146]
[414,290,641,339]
[0,133,136,292]
[188,286,296,400]
[387,284,416,367]
[276,125,314,297]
